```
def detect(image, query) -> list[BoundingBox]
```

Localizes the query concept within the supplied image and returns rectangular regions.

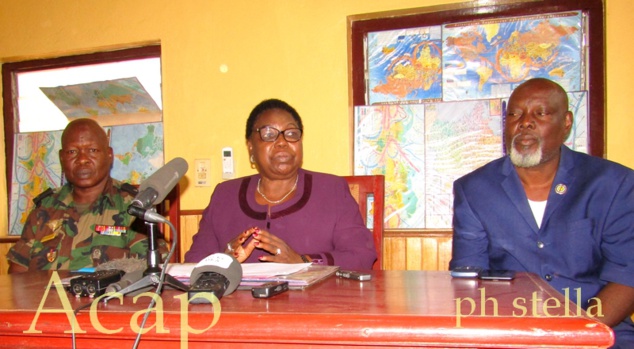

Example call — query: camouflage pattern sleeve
[6,187,72,270]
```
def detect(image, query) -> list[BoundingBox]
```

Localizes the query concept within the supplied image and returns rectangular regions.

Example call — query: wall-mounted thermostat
[222,147,235,179]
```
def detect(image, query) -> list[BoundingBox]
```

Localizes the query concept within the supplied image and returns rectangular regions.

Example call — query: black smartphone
[335,270,372,281]
[251,281,289,298]
[450,266,482,278]
[478,270,516,281]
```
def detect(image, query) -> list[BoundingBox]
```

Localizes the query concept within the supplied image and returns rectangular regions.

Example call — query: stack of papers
[165,263,339,290]
[240,263,339,289]
[242,262,311,278]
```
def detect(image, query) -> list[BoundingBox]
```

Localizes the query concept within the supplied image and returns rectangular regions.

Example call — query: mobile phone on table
[450,266,482,278]
[251,281,289,298]
[336,270,372,281]
[478,270,516,281]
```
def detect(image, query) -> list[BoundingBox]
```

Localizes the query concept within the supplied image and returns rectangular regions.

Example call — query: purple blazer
[184,169,377,270]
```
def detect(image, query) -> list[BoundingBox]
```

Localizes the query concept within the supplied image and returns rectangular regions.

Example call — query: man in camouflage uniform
[7,118,158,272]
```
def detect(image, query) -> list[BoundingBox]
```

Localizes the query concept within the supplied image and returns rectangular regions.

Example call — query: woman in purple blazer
[185,99,376,270]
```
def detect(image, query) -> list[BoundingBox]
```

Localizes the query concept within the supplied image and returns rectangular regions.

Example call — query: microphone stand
[106,206,188,299]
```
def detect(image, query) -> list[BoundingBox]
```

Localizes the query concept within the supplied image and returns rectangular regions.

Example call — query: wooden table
[0,270,614,348]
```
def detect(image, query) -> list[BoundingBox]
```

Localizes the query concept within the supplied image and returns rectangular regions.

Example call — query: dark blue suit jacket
[451,146,634,306]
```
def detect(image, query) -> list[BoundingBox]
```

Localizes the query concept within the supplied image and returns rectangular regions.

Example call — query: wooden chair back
[342,175,385,270]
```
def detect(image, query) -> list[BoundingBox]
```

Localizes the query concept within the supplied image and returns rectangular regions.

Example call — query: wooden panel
[420,237,438,270]
[179,212,203,261]
[0,244,14,275]
[437,237,453,270]
[383,236,406,270]
[384,230,453,271]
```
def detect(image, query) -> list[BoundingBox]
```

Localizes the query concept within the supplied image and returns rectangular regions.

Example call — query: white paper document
[165,262,311,279]
[241,262,311,277]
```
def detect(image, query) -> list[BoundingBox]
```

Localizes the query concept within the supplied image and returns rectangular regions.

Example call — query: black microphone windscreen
[190,253,242,296]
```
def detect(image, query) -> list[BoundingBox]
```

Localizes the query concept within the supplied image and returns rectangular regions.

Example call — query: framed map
[367,26,443,104]
[110,122,165,185]
[9,131,63,236]
[442,12,582,101]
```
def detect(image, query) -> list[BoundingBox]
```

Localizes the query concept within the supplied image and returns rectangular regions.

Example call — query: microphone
[127,205,169,224]
[188,253,242,303]
[105,269,145,294]
[95,258,148,296]
[131,157,188,209]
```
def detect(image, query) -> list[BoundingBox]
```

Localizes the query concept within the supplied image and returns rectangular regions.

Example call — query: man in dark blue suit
[450,78,634,348]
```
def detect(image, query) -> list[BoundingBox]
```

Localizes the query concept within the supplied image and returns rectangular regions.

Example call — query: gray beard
[509,135,543,168]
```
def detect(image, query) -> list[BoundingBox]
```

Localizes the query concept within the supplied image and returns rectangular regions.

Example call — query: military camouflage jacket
[7,178,152,271]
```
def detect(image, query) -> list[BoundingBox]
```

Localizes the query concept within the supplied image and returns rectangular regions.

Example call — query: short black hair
[245,99,303,140]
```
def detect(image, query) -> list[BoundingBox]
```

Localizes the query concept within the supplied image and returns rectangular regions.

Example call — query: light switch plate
[194,159,211,187]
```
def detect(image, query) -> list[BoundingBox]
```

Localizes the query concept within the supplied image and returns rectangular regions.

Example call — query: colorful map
[40,77,161,118]
[425,100,503,227]
[564,91,588,153]
[367,26,443,104]
[9,131,63,236]
[354,101,503,229]
[110,122,164,184]
[354,104,426,228]
[442,11,582,101]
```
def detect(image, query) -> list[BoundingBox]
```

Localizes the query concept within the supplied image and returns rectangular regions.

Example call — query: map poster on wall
[367,26,443,104]
[9,131,63,236]
[40,77,162,127]
[354,104,426,228]
[110,122,164,185]
[442,11,583,101]
[424,100,503,228]
[354,91,586,230]
[564,91,588,153]
[354,101,503,229]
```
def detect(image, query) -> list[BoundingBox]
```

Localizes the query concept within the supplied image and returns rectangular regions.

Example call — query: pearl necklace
[257,175,299,204]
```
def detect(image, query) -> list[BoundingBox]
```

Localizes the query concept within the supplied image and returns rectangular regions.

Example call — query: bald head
[509,78,569,113]
[61,118,109,147]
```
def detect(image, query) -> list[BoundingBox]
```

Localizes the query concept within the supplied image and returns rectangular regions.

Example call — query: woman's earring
[250,155,256,169]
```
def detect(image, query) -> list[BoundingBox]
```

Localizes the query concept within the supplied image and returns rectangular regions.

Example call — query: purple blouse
[184,169,377,269]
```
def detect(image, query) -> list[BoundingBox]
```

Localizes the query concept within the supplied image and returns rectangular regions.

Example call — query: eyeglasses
[255,126,303,142]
